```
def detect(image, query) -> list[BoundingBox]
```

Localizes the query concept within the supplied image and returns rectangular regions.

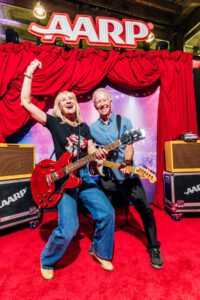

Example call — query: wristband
[124,160,133,166]
[24,73,33,79]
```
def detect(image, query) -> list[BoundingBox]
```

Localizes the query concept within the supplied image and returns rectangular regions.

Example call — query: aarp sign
[29,13,154,48]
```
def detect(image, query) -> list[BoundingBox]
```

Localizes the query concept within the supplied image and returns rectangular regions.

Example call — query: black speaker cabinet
[165,141,200,172]
[0,178,41,230]
[164,171,200,220]
[0,143,35,180]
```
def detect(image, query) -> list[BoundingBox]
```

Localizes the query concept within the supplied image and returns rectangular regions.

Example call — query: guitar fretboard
[103,160,136,173]
[64,140,121,174]
[102,160,157,183]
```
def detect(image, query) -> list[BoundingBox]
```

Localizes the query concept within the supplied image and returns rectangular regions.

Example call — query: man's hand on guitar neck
[119,160,133,174]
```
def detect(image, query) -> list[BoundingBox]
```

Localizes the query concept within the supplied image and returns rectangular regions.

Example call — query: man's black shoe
[149,248,163,269]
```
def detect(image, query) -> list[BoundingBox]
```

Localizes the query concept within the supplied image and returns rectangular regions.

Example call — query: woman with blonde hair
[52,91,83,125]
[21,59,115,280]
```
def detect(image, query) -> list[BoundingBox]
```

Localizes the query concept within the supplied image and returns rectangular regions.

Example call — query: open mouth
[66,104,74,109]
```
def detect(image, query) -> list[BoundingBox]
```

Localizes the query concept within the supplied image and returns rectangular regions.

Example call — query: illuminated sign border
[29,12,154,48]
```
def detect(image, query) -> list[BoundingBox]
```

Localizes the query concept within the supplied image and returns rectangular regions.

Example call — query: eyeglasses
[94,98,110,105]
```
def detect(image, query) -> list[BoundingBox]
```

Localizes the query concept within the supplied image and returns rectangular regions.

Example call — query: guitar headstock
[133,166,157,183]
[121,129,146,145]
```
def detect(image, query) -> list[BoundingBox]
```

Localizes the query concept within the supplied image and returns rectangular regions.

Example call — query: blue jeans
[41,167,115,270]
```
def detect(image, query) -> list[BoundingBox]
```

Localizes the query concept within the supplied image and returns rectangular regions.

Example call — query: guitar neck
[102,160,157,183]
[103,160,136,173]
[65,140,122,174]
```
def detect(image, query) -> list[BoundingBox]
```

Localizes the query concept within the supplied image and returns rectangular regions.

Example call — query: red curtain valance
[0,41,198,208]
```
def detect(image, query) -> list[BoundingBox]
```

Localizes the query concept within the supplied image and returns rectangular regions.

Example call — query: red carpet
[1,206,200,300]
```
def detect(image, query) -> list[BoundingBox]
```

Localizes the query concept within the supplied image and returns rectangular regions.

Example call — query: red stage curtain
[0,41,198,208]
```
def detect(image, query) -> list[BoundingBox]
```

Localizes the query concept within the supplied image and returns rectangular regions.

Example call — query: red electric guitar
[31,129,145,208]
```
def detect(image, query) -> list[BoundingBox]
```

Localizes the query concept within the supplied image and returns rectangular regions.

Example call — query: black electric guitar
[100,160,157,183]
[31,128,146,208]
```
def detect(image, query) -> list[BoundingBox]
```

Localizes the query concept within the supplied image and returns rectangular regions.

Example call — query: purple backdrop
[17,84,159,202]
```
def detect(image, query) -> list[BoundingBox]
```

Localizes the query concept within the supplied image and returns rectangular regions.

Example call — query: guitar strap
[49,149,55,160]
[92,115,121,182]
[101,115,121,182]
[76,125,81,160]
[107,114,121,161]
[116,114,121,139]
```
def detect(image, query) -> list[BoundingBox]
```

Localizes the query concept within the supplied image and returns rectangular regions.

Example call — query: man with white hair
[90,87,163,269]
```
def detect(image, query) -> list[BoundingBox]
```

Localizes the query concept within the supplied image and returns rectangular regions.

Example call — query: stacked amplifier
[0,144,41,230]
[164,140,200,220]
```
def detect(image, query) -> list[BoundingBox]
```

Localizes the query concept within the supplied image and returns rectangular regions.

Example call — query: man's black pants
[98,176,160,250]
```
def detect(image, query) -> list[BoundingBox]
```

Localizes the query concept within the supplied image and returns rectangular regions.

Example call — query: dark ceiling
[0,0,200,51]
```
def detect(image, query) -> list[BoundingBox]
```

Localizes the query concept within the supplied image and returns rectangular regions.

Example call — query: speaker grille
[0,144,35,179]
[173,143,200,169]
[165,141,200,172]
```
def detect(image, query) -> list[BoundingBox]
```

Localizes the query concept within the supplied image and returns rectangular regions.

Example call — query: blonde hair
[92,88,111,102]
[52,91,83,125]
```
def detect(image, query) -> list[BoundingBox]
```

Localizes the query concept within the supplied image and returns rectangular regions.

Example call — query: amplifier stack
[0,143,41,230]
[164,140,200,220]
